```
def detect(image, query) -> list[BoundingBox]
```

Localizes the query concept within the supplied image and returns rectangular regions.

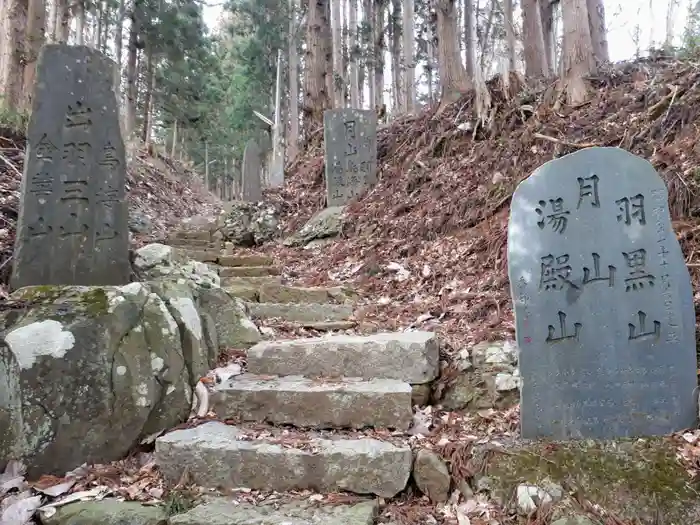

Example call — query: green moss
[485,439,700,522]
[13,285,109,317]
[79,288,109,317]
[13,285,67,304]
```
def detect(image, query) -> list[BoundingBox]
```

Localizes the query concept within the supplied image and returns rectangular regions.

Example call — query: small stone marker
[242,139,262,202]
[11,44,129,290]
[323,109,377,207]
[508,147,697,439]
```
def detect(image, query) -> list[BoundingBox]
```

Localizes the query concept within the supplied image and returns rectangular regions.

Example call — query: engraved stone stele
[323,109,377,207]
[11,44,129,290]
[507,147,697,440]
[241,139,262,202]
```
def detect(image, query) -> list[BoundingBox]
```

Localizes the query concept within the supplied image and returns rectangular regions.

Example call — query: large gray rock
[413,449,451,503]
[40,500,167,525]
[1,283,201,477]
[284,207,346,247]
[195,287,260,349]
[129,209,153,235]
[169,498,378,525]
[218,201,280,246]
[212,374,413,430]
[132,243,220,289]
[155,421,412,497]
[247,332,439,384]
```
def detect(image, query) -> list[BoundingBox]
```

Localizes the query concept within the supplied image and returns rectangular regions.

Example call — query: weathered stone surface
[172,248,221,264]
[413,449,451,503]
[284,206,346,247]
[165,238,215,249]
[213,374,412,430]
[12,45,129,290]
[441,340,520,411]
[218,201,280,246]
[481,438,700,523]
[217,254,273,267]
[258,283,352,304]
[247,332,438,383]
[245,302,353,323]
[129,209,152,235]
[196,287,260,349]
[133,244,220,290]
[41,500,167,525]
[1,283,199,477]
[323,110,377,207]
[222,284,259,301]
[218,265,280,278]
[169,498,377,525]
[508,147,697,439]
[241,139,262,202]
[155,421,412,497]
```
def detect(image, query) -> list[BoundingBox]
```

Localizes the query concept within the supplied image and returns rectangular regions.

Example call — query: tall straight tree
[389,0,401,112]
[331,0,343,107]
[436,0,471,105]
[304,0,332,127]
[504,0,516,71]
[22,0,46,110]
[373,0,386,109]
[402,0,415,112]
[522,0,549,77]
[463,0,475,77]
[586,0,608,63]
[561,0,595,104]
[288,0,300,158]
[540,0,558,73]
[348,0,360,106]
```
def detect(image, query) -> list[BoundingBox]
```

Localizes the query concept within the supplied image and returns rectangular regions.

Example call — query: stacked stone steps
[154,331,439,498]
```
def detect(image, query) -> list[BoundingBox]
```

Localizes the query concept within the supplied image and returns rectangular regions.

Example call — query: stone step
[258,283,353,304]
[213,374,413,430]
[220,275,282,288]
[169,498,378,525]
[219,266,281,278]
[217,254,274,267]
[223,284,259,301]
[173,247,222,263]
[173,230,212,241]
[246,302,353,323]
[166,238,217,249]
[155,421,412,497]
[247,331,439,384]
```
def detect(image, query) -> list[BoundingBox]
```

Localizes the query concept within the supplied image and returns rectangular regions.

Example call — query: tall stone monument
[11,45,129,290]
[508,147,697,439]
[323,109,377,207]
[242,139,262,202]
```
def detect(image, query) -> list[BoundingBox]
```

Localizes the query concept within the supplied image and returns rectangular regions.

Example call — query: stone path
[150,224,442,521]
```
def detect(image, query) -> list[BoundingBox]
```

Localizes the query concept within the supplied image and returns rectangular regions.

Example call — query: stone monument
[11,44,129,290]
[508,147,697,439]
[242,139,262,202]
[323,109,377,207]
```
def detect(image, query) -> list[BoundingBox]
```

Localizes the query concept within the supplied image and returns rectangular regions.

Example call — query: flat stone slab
[166,238,216,248]
[247,331,439,384]
[219,266,281,277]
[169,498,378,525]
[174,230,212,241]
[213,374,413,430]
[223,284,259,301]
[221,275,281,288]
[246,302,353,323]
[155,421,412,497]
[173,247,222,263]
[217,254,273,267]
[258,283,352,304]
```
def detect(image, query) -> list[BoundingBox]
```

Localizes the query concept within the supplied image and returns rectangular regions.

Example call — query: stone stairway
[165,226,356,331]
[154,331,439,499]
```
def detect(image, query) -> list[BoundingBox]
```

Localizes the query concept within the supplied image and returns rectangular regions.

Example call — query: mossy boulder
[195,287,261,349]
[1,283,207,477]
[478,438,700,522]
[40,500,167,525]
[283,206,346,247]
[132,243,220,289]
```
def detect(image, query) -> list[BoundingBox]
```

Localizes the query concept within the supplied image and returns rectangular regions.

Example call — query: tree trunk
[47,0,57,41]
[141,45,154,143]
[75,0,85,44]
[540,0,556,74]
[402,0,415,112]
[561,0,595,104]
[303,0,332,128]
[436,0,470,106]
[522,0,548,77]
[389,0,401,113]
[463,0,475,77]
[288,0,300,159]
[479,0,496,70]
[373,0,386,110]
[114,0,125,92]
[171,119,178,158]
[504,0,517,71]
[125,0,140,139]
[331,0,343,107]
[21,0,45,112]
[426,9,435,104]
[586,0,608,64]
[96,0,103,48]
[0,0,28,112]
[349,0,359,107]
[665,0,678,50]
[363,0,375,108]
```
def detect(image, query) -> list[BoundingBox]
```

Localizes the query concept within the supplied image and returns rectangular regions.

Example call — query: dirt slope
[266,55,700,350]
[0,128,220,292]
